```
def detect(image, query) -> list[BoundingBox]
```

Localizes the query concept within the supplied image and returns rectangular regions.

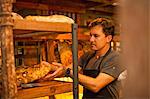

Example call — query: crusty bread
[16,61,52,86]
[0,61,53,86]
[25,15,74,23]
[11,12,23,20]
[48,15,74,23]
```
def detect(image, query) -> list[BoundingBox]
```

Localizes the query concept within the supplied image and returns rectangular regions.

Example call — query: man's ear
[106,35,112,42]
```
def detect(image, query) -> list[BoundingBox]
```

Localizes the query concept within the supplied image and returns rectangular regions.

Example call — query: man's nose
[90,36,94,42]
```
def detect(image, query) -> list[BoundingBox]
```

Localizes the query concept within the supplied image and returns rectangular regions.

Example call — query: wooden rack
[0,1,120,99]
[0,3,78,98]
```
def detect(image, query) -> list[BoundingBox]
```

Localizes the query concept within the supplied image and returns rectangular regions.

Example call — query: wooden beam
[14,1,86,13]
[13,20,72,33]
[87,7,114,14]
[31,33,90,40]
[14,37,45,42]
[15,46,39,49]
[86,0,114,4]
[85,0,115,14]
[44,0,85,8]
[14,31,58,38]
[0,0,17,99]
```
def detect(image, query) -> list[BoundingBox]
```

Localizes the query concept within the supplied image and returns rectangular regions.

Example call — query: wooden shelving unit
[0,0,118,98]
[0,11,77,99]
[13,20,77,98]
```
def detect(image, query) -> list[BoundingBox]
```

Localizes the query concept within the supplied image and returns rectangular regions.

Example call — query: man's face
[89,25,111,51]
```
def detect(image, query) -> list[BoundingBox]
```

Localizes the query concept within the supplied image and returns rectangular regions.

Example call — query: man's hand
[43,62,66,80]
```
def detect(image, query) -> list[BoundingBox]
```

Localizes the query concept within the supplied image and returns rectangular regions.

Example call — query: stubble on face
[90,26,107,51]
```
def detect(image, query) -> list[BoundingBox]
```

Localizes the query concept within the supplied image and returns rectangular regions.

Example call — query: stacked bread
[25,15,74,23]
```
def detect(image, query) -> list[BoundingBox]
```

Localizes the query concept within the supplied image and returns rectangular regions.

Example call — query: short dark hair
[88,18,115,36]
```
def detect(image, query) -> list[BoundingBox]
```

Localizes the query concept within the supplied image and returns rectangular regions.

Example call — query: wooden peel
[20,80,68,88]
[21,82,51,88]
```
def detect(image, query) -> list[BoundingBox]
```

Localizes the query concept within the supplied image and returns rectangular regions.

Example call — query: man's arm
[44,62,114,93]
[43,62,82,79]
[69,70,115,93]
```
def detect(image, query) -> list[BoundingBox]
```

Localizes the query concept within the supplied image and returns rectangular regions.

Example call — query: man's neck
[95,44,110,57]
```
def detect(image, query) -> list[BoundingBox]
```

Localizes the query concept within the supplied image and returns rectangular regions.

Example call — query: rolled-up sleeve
[101,55,124,79]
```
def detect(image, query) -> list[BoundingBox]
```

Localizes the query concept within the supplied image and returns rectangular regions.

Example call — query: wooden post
[46,40,56,63]
[0,0,17,99]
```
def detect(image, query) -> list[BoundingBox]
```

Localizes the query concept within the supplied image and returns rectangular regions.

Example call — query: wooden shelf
[31,33,90,40]
[0,81,72,99]
[13,19,90,40]
[15,54,37,58]
[13,19,72,33]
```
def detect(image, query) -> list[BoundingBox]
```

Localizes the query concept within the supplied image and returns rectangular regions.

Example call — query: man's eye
[94,35,99,37]
[90,34,99,38]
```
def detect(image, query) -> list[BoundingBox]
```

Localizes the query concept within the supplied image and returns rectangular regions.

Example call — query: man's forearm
[68,69,114,93]
[68,69,99,92]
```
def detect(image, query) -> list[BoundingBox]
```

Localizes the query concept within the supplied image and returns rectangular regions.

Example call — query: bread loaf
[11,12,23,20]
[16,61,52,86]
[25,15,74,23]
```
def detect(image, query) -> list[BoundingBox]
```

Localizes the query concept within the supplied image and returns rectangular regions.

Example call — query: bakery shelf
[17,81,72,99]
[13,19,72,33]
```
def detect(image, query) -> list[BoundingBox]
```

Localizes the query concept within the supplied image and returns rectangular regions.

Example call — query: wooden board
[31,33,90,40]
[13,20,72,33]
[17,81,72,99]
[14,1,86,14]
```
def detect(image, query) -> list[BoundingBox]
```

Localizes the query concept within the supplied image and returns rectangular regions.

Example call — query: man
[44,18,125,99]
